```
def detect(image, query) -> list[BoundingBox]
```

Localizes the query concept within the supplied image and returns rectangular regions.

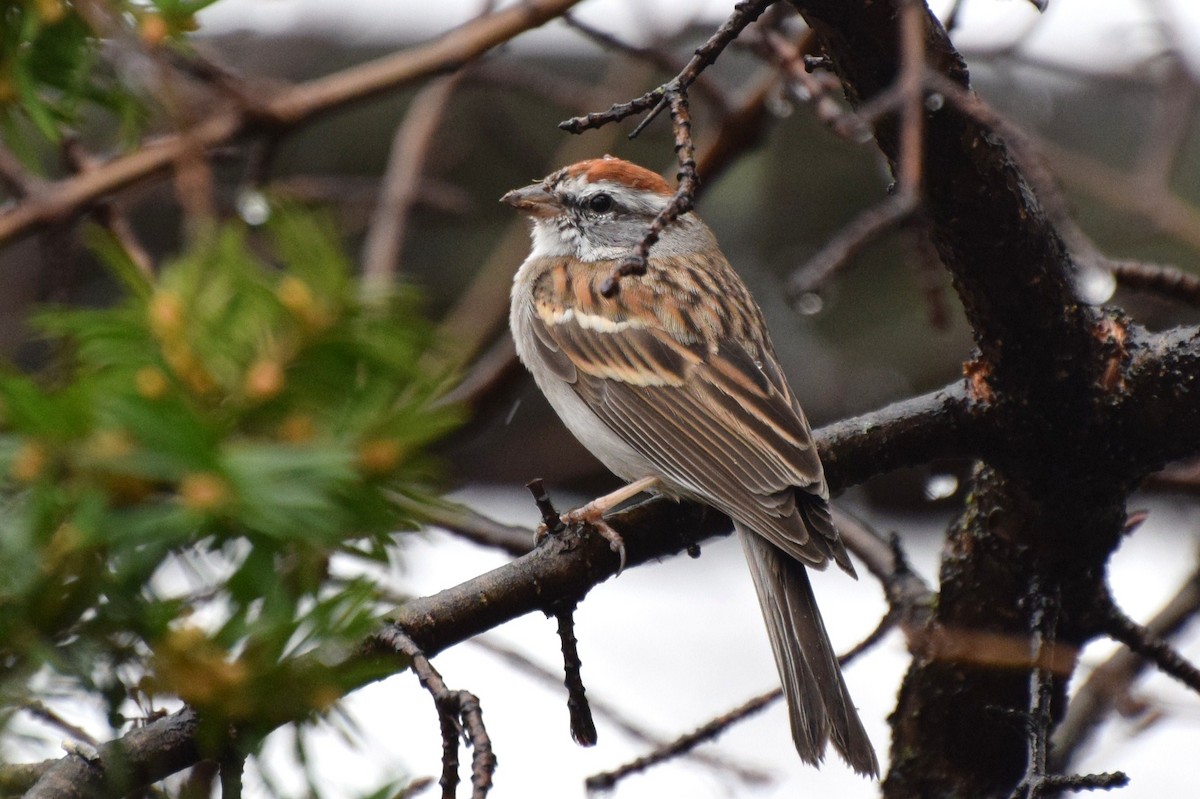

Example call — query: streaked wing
[528,263,841,568]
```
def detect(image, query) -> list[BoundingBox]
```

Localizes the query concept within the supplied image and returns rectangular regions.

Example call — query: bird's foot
[543,476,660,573]
[560,505,627,573]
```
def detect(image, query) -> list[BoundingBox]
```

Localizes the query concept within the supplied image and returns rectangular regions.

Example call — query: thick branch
[21,384,975,798]
[791,0,1098,403]
[818,382,980,490]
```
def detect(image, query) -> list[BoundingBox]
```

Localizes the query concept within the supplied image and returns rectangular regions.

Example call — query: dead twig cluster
[379,628,496,799]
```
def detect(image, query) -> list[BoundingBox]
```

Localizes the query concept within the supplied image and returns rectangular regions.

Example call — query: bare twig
[1051,561,1200,770]
[218,752,244,799]
[1009,583,1129,799]
[785,193,917,299]
[0,144,47,197]
[17,383,993,797]
[435,336,522,414]
[397,777,436,799]
[471,637,771,785]
[526,478,566,535]
[906,216,951,329]
[1108,260,1200,307]
[433,58,649,371]
[895,0,926,202]
[1034,135,1200,254]
[779,0,927,298]
[1144,458,1200,494]
[584,689,779,794]
[380,628,496,799]
[558,0,778,297]
[753,28,847,129]
[585,508,930,794]
[19,701,99,747]
[1131,61,1196,191]
[562,13,729,112]
[1010,580,1058,799]
[360,71,466,296]
[597,91,699,298]
[63,138,155,278]
[553,603,598,746]
[413,496,533,558]
[912,70,1200,312]
[560,0,776,135]
[1101,590,1200,696]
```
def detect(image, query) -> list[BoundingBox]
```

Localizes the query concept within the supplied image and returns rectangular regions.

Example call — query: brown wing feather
[529,252,846,569]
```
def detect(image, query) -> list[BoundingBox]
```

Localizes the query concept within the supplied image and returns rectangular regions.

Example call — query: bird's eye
[587,193,614,213]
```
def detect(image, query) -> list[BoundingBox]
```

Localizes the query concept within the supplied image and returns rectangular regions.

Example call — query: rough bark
[789,1,1200,795]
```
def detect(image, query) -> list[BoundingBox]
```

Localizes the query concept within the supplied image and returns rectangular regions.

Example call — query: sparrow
[502,156,878,776]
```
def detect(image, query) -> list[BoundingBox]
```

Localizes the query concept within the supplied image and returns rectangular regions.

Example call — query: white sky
[197,0,1200,76]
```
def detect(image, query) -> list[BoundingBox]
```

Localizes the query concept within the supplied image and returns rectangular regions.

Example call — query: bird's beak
[500,182,557,217]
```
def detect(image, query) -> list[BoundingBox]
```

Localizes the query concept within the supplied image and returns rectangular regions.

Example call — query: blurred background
[2,0,1199,796]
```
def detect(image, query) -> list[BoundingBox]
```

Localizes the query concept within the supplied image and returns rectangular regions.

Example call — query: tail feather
[739,524,879,777]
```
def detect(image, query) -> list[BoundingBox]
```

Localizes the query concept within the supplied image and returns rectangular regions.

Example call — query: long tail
[739,524,879,776]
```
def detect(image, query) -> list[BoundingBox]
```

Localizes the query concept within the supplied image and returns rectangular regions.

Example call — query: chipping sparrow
[503,156,878,776]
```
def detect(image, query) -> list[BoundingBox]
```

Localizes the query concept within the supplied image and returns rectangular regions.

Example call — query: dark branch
[785,193,917,299]
[584,689,780,794]
[559,0,776,134]
[554,603,598,746]
[1051,561,1200,770]
[1110,260,1200,308]
[379,628,496,799]
[1101,592,1200,697]
[18,380,976,796]
[598,91,699,298]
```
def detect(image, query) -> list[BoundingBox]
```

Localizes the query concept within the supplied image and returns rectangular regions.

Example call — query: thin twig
[584,689,780,794]
[553,602,598,746]
[218,752,244,799]
[559,0,776,135]
[381,628,496,799]
[781,0,926,298]
[526,478,565,535]
[597,91,699,297]
[895,0,926,202]
[470,637,771,785]
[562,13,728,112]
[755,28,854,133]
[0,144,47,197]
[1101,591,1200,696]
[435,336,522,414]
[557,0,777,297]
[785,193,917,299]
[1008,584,1129,798]
[19,701,99,747]
[413,496,533,558]
[397,777,436,799]
[360,71,466,296]
[433,59,651,372]
[1010,579,1057,799]
[1051,561,1200,770]
[1108,260,1200,307]
[584,509,929,794]
[63,139,155,278]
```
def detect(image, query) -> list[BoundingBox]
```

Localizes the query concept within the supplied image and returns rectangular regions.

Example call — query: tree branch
[20,381,975,797]
[0,0,586,246]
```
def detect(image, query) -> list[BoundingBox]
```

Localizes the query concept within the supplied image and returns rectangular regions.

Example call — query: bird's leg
[557,476,660,573]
